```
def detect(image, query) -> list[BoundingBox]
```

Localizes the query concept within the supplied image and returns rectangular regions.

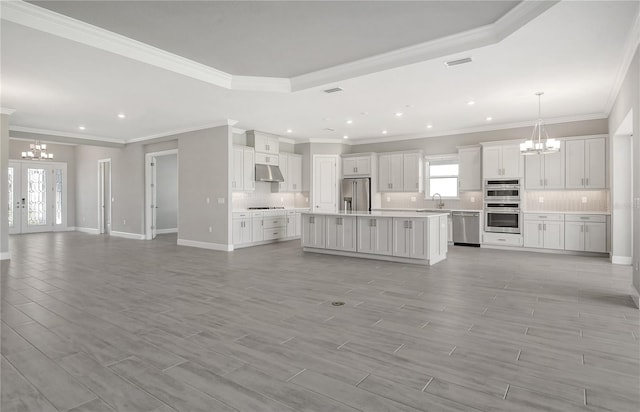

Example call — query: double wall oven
[484,179,521,234]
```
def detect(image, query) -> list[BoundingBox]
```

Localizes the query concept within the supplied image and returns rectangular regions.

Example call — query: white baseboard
[156,228,178,234]
[177,238,233,251]
[76,227,100,235]
[612,255,633,265]
[0,251,11,260]
[111,231,146,240]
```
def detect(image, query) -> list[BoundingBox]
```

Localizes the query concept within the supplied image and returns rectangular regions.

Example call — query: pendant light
[21,140,54,160]
[520,92,560,155]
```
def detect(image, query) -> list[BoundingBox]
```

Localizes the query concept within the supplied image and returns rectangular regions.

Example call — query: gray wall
[350,119,608,155]
[178,125,232,247]
[608,45,639,307]
[0,114,9,259]
[155,154,178,230]
[144,140,178,153]
[75,144,145,234]
[9,140,77,228]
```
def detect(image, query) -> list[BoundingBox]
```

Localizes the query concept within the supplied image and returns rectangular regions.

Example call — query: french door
[8,161,67,234]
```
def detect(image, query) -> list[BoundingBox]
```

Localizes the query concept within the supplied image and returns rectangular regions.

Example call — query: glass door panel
[8,162,22,234]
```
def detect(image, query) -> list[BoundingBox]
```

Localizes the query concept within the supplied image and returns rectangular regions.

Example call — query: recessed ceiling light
[426,124,433,129]
[346,120,353,124]
[467,101,475,106]
[117,113,126,119]
[382,130,388,134]
[286,129,293,133]
[343,135,349,139]
[395,112,403,117]
[486,116,493,121]
[78,126,86,130]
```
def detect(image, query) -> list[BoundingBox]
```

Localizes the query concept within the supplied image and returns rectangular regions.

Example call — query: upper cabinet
[232,145,255,192]
[565,137,606,189]
[378,151,423,192]
[524,142,565,189]
[482,143,522,179]
[457,146,481,191]
[278,153,302,192]
[342,155,372,177]
[247,130,279,155]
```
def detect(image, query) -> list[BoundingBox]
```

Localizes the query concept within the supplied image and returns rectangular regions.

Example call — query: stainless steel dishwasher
[452,211,480,246]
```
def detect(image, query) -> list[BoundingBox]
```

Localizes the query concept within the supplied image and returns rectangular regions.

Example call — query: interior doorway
[612,109,633,265]
[8,160,68,234]
[98,159,112,234]
[145,149,178,240]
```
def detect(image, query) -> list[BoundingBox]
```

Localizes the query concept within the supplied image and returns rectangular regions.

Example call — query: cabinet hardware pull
[538,223,542,231]
[543,224,546,231]
[540,179,543,186]
[586,178,589,186]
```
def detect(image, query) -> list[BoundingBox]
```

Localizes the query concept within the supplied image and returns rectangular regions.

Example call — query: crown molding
[231,127,246,135]
[125,119,238,143]
[1,107,17,115]
[605,5,640,114]
[290,1,557,91]
[9,125,125,144]
[9,136,78,146]
[348,113,607,146]
[231,76,291,93]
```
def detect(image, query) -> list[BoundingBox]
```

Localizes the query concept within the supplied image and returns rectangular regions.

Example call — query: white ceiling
[1,1,639,145]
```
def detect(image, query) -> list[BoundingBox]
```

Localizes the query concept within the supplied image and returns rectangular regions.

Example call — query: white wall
[0,114,10,260]
[155,154,178,230]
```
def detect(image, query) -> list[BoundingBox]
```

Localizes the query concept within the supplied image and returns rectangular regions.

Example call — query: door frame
[145,149,178,240]
[97,158,112,234]
[312,154,340,213]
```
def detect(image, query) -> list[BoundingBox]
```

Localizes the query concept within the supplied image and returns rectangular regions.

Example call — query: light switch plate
[217,197,225,204]
[410,196,416,202]
[470,197,476,203]
[386,196,391,202]
[538,197,544,203]
[206,197,210,204]
[581,196,588,204]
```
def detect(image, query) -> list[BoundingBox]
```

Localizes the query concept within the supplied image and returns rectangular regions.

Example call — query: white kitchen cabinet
[301,214,325,248]
[232,217,252,245]
[342,156,371,177]
[247,131,279,155]
[523,214,564,250]
[286,211,296,237]
[357,216,393,255]
[279,153,303,192]
[565,138,606,189]
[524,145,564,189]
[564,214,607,252]
[251,214,264,242]
[378,154,404,192]
[255,152,279,166]
[393,218,427,259]
[430,215,448,261]
[458,146,481,191]
[482,144,521,179]
[402,152,423,193]
[326,215,357,252]
[295,212,302,237]
[232,146,255,192]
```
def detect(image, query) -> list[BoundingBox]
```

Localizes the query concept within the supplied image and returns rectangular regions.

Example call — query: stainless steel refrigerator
[341,178,371,212]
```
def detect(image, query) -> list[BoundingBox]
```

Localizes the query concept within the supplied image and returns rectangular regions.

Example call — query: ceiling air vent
[323,87,343,94]
[323,128,336,132]
[444,57,472,67]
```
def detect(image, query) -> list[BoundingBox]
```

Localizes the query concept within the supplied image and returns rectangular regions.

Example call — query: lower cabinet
[232,217,252,245]
[357,216,393,255]
[523,214,564,250]
[251,216,264,242]
[302,214,325,248]
[393,218,427,259]
[564,216,606,253]
[326,216,357,252]
[286,211,296,237]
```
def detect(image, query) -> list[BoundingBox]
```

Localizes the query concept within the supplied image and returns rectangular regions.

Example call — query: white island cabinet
[301,211,448,265]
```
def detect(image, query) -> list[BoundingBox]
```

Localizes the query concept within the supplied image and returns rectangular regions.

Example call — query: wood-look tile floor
[2,232,638,412]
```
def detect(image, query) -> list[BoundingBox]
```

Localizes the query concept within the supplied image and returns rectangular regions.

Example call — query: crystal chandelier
[21,141,54,160]
[520,92,560,155]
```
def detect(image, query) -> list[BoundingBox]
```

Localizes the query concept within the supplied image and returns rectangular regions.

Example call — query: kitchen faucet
[432,193,445,209]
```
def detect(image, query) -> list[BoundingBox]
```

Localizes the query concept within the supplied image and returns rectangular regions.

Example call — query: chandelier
[21,141,54,160]
[520,92,560,155]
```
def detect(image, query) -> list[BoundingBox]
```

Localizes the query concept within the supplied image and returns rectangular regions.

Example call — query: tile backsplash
[232,182,309,209]
[378,191,483,210]
[524,190,609,212]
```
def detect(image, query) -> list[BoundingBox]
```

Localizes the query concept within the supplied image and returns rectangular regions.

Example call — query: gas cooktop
[247,207,285,210]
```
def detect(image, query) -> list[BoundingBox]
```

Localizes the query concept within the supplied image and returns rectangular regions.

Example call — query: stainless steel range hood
[255,164,284,182]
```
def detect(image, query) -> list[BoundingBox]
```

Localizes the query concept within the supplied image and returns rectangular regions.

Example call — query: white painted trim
[231,127,246,135]
[110,231,146,240]
[76,227,100,234]
[127,120,238,143]
[605,6,640,114]
[1,108,16,115]
[278,137,296,145]
[231,76,291,93]
[145,149,179,240]
[9,126,125,144]
[612,256,633,265]
[177,238,233,251]
[155,228,177,234]
[64,226,76,231]
[290,1,557,90]
[98,158,112,235]
[0,251,11,260]
[9,136,78,146]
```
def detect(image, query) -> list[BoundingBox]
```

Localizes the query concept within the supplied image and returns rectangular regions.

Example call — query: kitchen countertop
[302,210,449,218]
[371,208,482,213]
[523,211,610,215]
[233,207,310,212]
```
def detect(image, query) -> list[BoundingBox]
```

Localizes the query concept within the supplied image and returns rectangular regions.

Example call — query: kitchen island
[301,211,449,265]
